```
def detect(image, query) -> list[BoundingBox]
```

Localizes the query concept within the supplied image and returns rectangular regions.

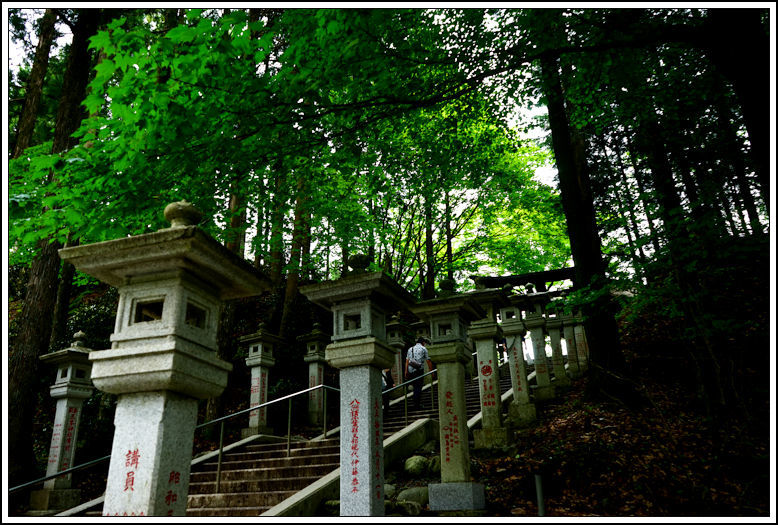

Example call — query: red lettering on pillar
[374,399,382,500]
[350,399,360,493]
[124,448,140,492]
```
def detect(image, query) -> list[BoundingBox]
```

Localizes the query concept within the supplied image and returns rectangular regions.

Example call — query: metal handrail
[11,344,515,495]
[201,382,341,492]
[8,454,112,494]
[8,382,342,496]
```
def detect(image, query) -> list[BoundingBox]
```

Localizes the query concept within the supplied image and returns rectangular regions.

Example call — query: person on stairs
[405,337,434,411]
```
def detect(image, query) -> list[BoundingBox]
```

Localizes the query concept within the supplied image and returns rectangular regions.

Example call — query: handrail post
[215,421,225,493]
[322,387,328,438]
[404,383,408,427]
[430,370,434,409]
[286,398,292,457]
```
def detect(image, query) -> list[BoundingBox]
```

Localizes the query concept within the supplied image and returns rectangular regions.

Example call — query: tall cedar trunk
[269,170,286,286]
[626,140,664,255]
[444,191,454,281]
[49,236,78,351]
[637,116,729,416]
[611,140,649,271]
[597,141,646,277]
[48,43,106,353]
[8,9,101,487]
[706,9,769,208]
[714,87,763,234]
[539,52,626,387]
[12,8,57,159]
[368,199,376,263]
[280,178,310,339]
[341,241,350,277]
[423,195,435,299]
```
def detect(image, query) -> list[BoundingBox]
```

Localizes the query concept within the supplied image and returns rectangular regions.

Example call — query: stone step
[188,475,323,494]
[242,438,339,452]
[220,444,340,462]
[190,462,338,483]
[186,505,271,517]
[196,452,339,471]
[187,490,298,509]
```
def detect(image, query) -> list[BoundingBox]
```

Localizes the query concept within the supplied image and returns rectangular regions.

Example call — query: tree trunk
[611,140,649,271]
[49,236,79,351]
[714,87,763,234]
[637,116,731,417]
[626,139,664,255]
[269,170,286,286]
[423,195,435,299]
[225,182,247,256]
[341,240,350,277]
[444,191,454,281]
[706,9,769,209]
[12,8,57,159]
[539,52,626,385]
[8,9,101,487]
[280,177,310,339]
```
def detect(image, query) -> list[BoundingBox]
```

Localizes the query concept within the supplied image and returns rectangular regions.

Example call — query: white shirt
[407,343,428,369]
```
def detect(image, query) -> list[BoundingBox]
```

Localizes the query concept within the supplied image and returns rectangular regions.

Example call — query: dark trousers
[408,368,424,409]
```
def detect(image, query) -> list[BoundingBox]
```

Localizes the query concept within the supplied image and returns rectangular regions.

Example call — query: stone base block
[507,401,536,428]
[473,426,510,449]
[29,488,81,512]
[428,482,485,511]
[241,426,273,439]
[532,384,556,402]
[553,374,571,387]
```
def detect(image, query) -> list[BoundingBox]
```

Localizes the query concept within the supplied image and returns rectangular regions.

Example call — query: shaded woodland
[6,7,772,516]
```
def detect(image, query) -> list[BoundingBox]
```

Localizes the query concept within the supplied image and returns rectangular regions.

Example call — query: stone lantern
[58,201,270,516]
[240,324,282,437]
[299,323,331,426]
[385,315,410,393]
[498,305,536,428]
[573,309,590,372]
[29,332,95,513]
[545,304,571,388]
[516,292,556,401]
[464,287,511,449]
[300,260,415,516]
[410,294,486,511]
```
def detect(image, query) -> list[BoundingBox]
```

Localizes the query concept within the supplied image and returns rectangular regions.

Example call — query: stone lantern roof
[58,201,271,300]
[299,270,415,313]
[410,292,486,324]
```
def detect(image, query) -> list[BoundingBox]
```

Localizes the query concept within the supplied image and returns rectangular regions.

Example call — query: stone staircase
[66,361,518,517]
[184,364,514,516]
[186,439,340,516]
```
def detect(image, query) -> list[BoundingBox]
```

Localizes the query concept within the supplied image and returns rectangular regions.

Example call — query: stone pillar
[499,307,536,428]
[30,332,95,512]
[58,201,269,516]
[299,324,330,426]
[561,314,582,379]
[326,338,395,516]
[545,313,571,388]
[427,342,484,511]
[523,312,555,402]
[300,263,416,516]
[469,318,509,449]
[574,311,590,372]
[410,293,485,512]
[240,325,281,437]
[386,316,409,389]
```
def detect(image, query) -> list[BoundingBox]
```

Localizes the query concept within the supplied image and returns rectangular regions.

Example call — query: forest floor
[387,374,772,518]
